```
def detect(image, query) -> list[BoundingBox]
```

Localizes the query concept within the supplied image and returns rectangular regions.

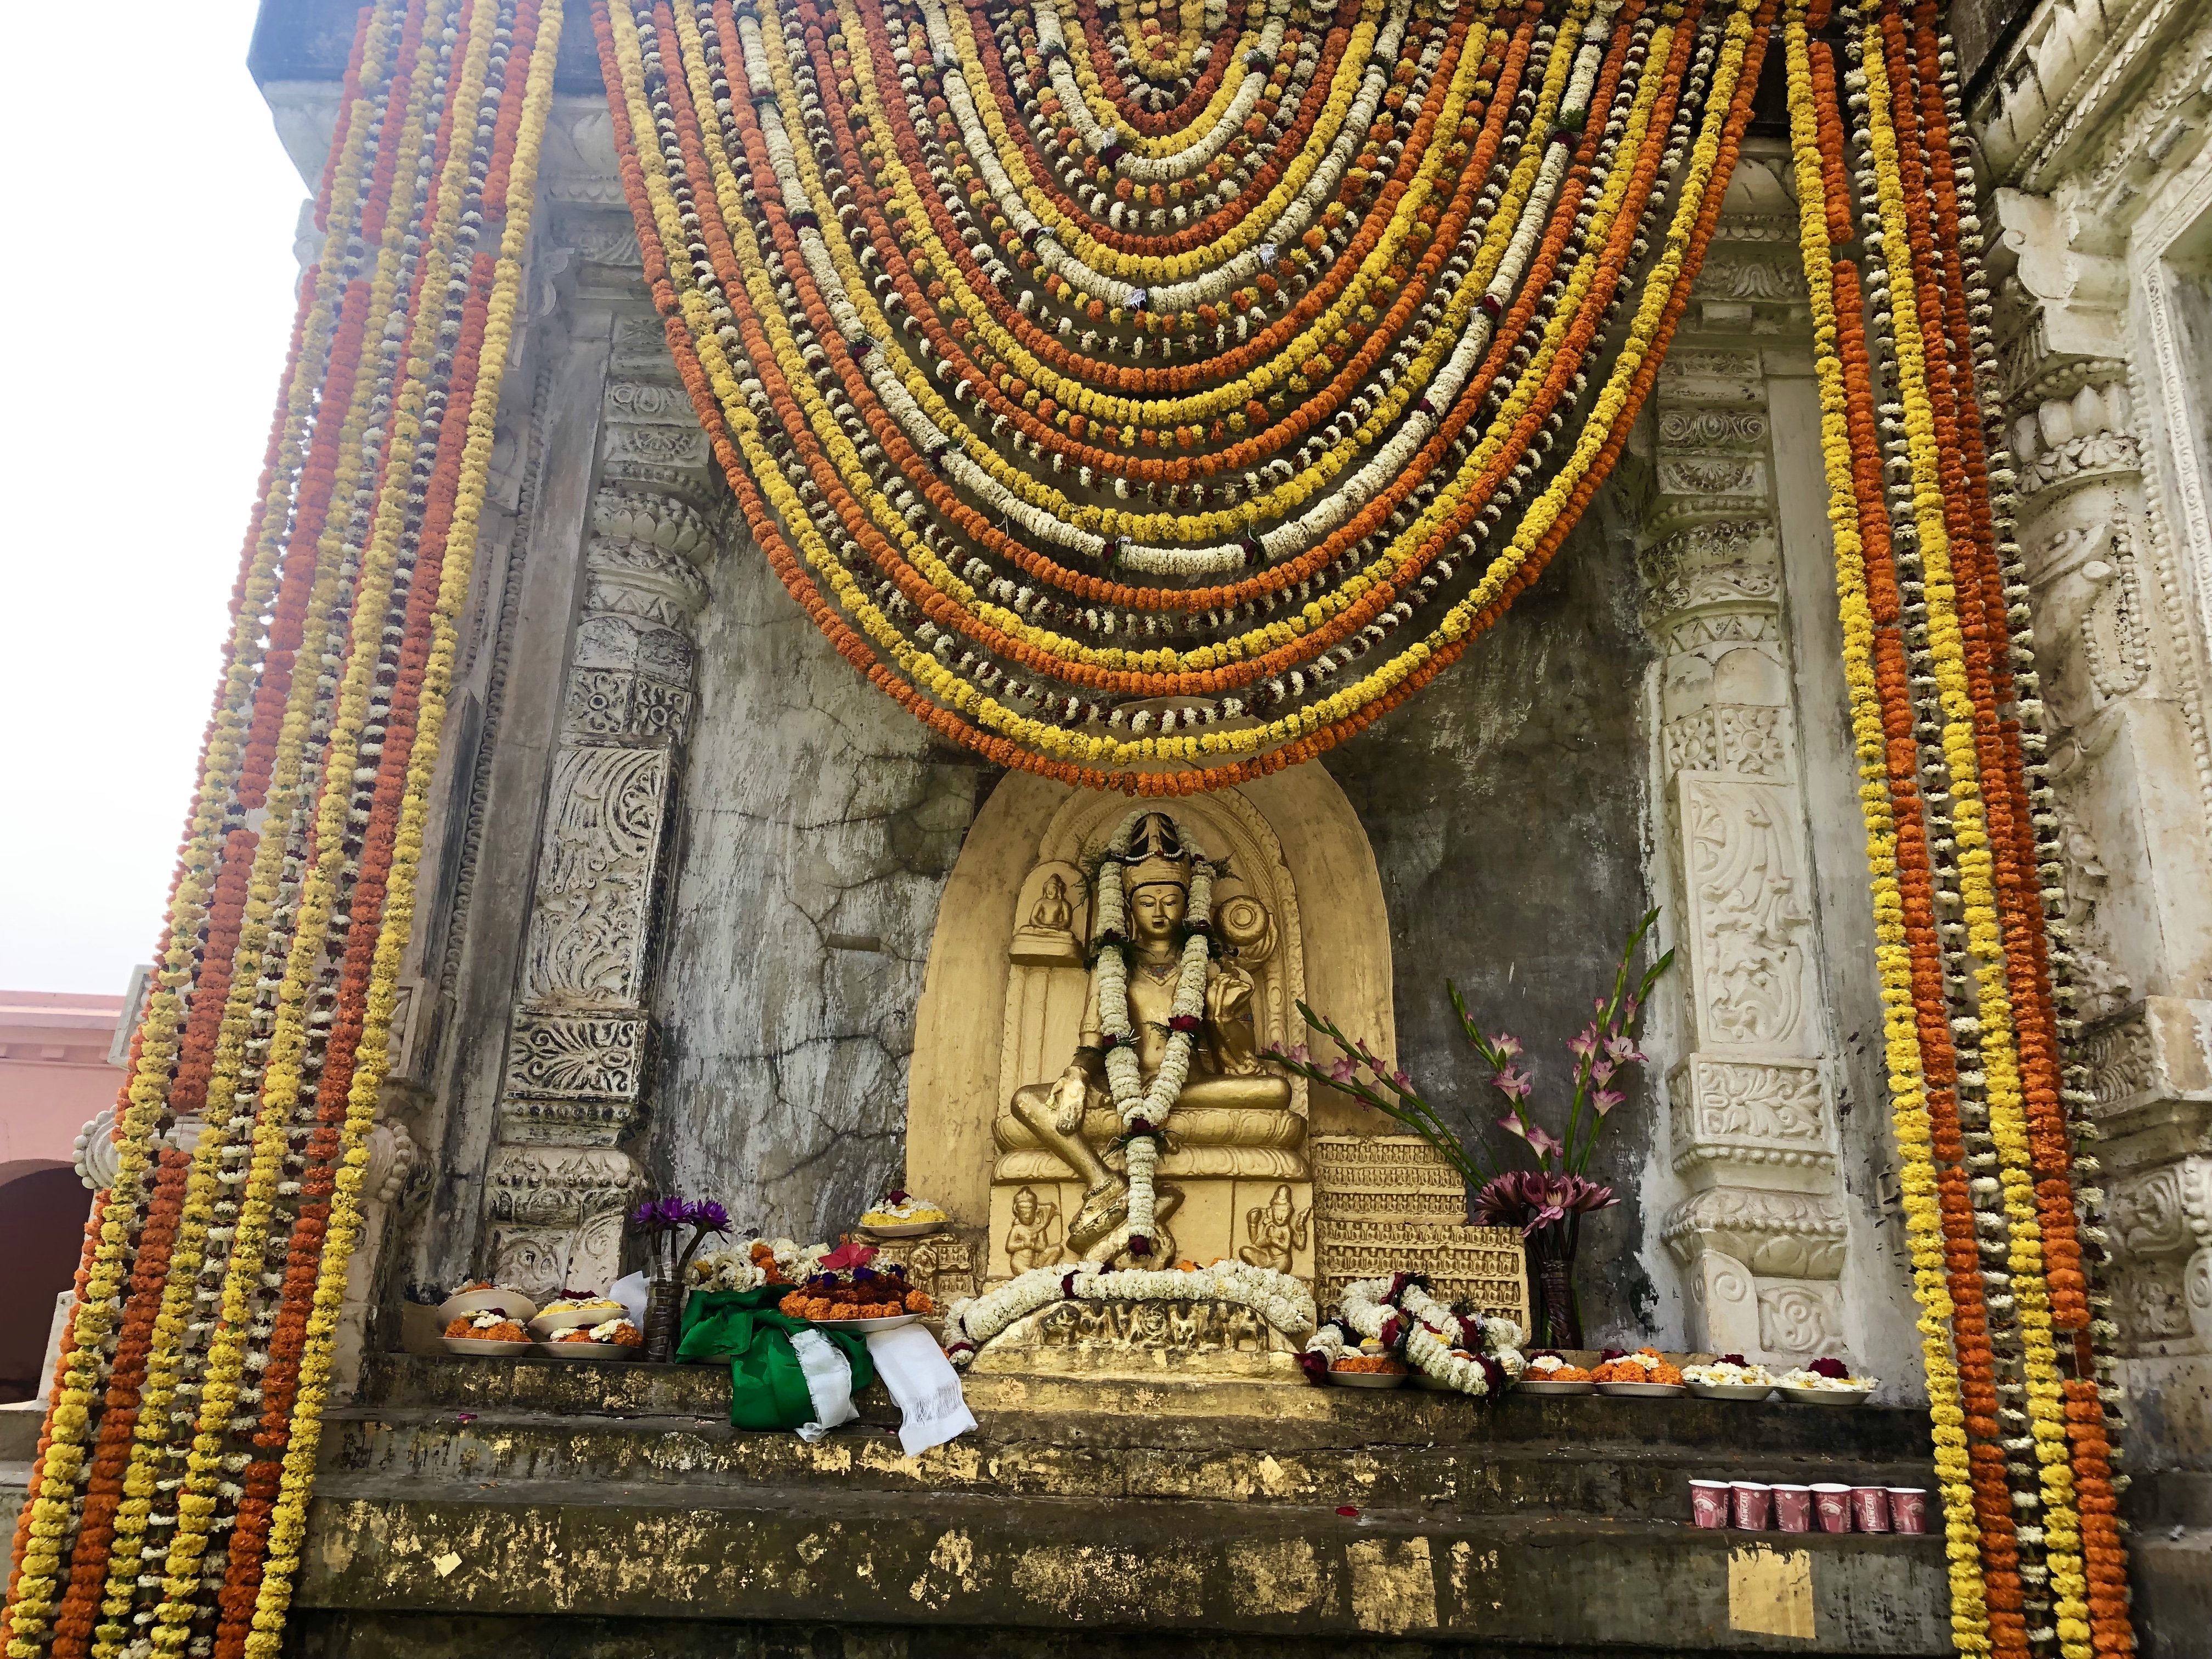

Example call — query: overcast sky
[0,3,307,995]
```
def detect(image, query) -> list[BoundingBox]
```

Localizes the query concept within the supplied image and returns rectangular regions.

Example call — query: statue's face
[1129,882,1187,944]
[1043,875,1063,899]
[1269,1190,1292,1223]
[1013,1188,1037,1223]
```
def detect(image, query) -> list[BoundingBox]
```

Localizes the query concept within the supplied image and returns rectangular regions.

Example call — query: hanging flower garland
[1090,808,1216,1252]
[592,0,1771,791]
[0,5,562,1659]
[1300,1272,1526,1394]
[1785,2,2131,1653]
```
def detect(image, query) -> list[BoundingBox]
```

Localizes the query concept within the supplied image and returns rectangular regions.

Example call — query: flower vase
[1532,1236,1584,1350]
[643,1277,684,1363]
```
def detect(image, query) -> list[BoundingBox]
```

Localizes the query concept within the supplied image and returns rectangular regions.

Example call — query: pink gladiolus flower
[1590,1058,1615,1087]
[1489,1032,1522,1058]
[1605,1035,1644,1065]
[1497,1113,1530,1143]
[1492,1065,1533,1101]
[1592,1087,1624,1116]
[1329,1056,1358,1084]
[1567,1028,1599,1062]
[1526,1124,1564,1160]
[1392,1069,1413,1090]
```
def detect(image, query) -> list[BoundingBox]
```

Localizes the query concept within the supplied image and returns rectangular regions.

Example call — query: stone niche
[906,767,1404,1284]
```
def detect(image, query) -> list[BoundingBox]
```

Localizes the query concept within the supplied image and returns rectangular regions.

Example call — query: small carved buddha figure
[1029,873,1074,932]
[1003,812,1293,1264]
[1238,1183,1310,1273]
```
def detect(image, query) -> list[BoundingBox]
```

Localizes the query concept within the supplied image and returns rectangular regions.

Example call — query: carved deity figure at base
[999,813,1294,1268]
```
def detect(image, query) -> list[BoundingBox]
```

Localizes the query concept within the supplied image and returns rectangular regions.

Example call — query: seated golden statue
[997,812,1296,1267]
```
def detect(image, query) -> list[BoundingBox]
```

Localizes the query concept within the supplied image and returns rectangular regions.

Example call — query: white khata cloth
[791,1327,860,1443]
[866,1323,977,1455]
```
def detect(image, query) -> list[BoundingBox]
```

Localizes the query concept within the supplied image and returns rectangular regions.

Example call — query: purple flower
[1566,1028,1599,1063]
[1590,1058,1616,1087]
[1328,1055,1358,1084]
[1525,1124,1564,1161]
[1391,1069,1414,1091]
[1492,1064,1533,1101]
[1489,1032,1522,1058]
[1592,1087,1625,1117]
[686,1199,732,1236]
[1288,1043,1310,1064]
[1605,1034,1645,1065]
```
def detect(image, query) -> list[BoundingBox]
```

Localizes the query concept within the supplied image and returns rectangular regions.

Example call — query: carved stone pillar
[1990,187,2212,1380]
[1638,184,1852,1362]
[481,326,721,1297]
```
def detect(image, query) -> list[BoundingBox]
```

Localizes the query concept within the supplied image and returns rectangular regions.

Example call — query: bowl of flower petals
[1776,1358,1877,1403]
[1516,1353,1596,1395]
[1683,1356,1778,1401]
[528,1294,629,1339]
[855,1189,951,1239]
[436,1279,538,1327]
[540,1318,645,1358]
[1591,1347,1688,1396]
[776,1242,935,1330]
[441,1312,533,1356]
[1328,1345,1409,1389]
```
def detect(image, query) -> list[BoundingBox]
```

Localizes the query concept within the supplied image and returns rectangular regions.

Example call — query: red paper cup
[1690,1480,1731,1529]
[1812,1483,1853,1533]
[1887,1487,1928,1534]
[1771,1485,1813,1533]
[1850,1486,1891,1533]
[1731,1481,1773,1531]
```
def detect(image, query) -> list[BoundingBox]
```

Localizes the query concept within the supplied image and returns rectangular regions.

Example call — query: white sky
[0,3,308,995]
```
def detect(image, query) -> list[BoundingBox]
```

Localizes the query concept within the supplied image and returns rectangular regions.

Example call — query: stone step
[294,1475,1951,1654]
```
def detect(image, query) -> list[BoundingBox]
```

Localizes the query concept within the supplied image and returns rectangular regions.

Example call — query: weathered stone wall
[644,528,990,1238]
[1320,497,1662,1346]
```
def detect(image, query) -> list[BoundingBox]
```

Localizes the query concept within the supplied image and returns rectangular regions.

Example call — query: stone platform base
[289,1355,1954,1655]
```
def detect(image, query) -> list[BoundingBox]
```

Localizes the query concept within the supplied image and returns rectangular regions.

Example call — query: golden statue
[1000,812,1294,1266]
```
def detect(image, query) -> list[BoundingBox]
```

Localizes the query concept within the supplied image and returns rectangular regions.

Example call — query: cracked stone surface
[1321,498,1661,1346]
[645,531,989,1240]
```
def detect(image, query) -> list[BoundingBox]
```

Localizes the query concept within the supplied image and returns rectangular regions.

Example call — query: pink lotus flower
[1475,1171,1620,1239]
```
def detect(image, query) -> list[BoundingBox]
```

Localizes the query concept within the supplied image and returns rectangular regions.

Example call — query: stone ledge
[297,1483,1950,1652]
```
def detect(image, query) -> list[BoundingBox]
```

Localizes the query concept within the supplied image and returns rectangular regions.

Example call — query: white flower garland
[1093,809,1215,1254]
[942,1260,1316,1367]
[1305,1273,1527,1396]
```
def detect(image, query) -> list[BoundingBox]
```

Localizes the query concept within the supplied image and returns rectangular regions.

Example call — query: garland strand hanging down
[1781,3,2129,1655]
[0,4,561,1658]
[594,0,1773,792]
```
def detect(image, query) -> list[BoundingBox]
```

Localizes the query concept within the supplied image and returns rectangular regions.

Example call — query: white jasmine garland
[1309,1274,1526,1395]
[942,1261,1315,1367]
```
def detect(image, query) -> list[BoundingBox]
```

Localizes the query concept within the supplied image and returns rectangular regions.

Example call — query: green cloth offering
[676,1285,874,1431]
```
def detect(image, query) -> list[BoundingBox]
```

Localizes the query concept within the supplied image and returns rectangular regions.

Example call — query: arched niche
[906,764,1396,1234]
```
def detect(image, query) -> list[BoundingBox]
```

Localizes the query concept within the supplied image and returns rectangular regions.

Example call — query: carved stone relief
[479,306,725,1299]
[1638,240,1852,1363]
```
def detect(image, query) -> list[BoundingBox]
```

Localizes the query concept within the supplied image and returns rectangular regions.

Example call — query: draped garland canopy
[594,0,1776,792]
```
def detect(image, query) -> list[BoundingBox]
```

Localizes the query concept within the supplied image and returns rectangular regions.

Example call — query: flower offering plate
[537,1340,635,1360]
[441,1336,534,1357]
[1779,1385,1872,1405]
[1595,1380,1687,1398]
[437,1287,537,1324]
[529,1305,624,1338]
[1329,1368,1408,1389]
[856,1221,946,1240]
[1517,1378,1596,1395]
[1688,1381,1775,1401]
[809,1312,925,1333]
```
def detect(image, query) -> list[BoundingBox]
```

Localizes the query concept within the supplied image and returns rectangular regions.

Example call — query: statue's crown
[1122,811,1192,893]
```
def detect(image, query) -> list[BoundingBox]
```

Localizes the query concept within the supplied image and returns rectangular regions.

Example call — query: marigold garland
[1788,3,2132,1654]
[0,5,562,1658]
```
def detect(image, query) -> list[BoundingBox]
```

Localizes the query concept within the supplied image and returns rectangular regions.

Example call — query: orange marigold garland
[0,5,563,1658]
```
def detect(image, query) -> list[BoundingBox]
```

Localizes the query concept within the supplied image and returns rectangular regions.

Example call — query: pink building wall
[0,991,124,1400]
